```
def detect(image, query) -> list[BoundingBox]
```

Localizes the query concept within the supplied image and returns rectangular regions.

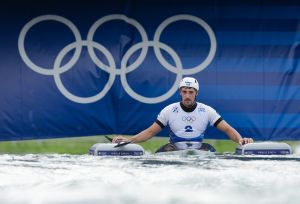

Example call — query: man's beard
[183,99,195,107]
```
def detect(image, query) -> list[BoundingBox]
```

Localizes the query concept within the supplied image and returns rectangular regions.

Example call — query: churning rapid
[1,153,300,204]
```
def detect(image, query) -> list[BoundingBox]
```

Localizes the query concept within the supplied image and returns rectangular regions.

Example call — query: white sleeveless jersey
[157,102,221,143]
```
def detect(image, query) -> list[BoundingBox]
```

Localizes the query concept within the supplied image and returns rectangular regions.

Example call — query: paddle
[114,141,132,148]
[104,136,113,142]
[104,136,131,148]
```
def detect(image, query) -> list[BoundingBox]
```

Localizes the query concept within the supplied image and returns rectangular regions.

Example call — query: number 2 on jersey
[184,125,193,132]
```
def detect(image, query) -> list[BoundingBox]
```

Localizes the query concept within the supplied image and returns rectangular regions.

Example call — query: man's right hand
[112,136,129,143]
[238,137,254,145]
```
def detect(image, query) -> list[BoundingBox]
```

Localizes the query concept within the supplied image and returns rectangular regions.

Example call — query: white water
[1,154,300,204]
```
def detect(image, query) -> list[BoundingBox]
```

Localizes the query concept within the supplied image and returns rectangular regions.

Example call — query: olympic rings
[18,15,82,76]
[18,14,217,104]
[182,116,196,122]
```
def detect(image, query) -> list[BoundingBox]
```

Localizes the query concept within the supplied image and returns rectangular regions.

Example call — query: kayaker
[113,77,253,152]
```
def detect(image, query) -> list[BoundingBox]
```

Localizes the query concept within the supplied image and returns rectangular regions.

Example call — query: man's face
[180,87,197,107]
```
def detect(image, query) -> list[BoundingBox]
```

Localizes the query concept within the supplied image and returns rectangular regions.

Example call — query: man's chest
[168,111,209,133]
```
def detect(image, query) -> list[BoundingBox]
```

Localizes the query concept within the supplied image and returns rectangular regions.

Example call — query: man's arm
[112,122,162,143]
[216,120,253,145]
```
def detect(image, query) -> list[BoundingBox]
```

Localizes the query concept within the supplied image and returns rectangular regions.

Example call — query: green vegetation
[0,136,108,154]
[0,136,299,154]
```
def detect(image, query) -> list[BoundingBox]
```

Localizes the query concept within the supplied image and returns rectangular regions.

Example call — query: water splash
[0,154,300,204]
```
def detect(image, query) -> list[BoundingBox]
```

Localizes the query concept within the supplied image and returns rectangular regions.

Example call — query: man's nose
[184,94,191,100]
[187,93,193,97]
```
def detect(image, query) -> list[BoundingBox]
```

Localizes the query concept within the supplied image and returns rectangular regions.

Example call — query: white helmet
[179,77,199,91]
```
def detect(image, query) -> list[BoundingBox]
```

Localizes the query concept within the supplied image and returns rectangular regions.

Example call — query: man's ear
[194,89,198,96]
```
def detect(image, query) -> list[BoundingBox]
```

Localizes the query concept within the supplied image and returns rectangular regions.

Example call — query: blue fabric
[1,0,300,141]
[169,130,204,143]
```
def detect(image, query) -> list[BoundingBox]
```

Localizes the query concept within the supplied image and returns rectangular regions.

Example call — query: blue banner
[1,0,300,141]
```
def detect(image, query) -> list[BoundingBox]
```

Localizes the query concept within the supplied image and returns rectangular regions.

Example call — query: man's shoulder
[196,102,215,112]
[196,102,210,108]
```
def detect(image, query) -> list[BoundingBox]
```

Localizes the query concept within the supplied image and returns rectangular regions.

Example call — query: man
[113,77,253,152]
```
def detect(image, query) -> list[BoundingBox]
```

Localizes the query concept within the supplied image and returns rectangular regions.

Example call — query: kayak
[89,143,144,156]
[89,141,293,157]
[155,149,215,157]
[235,141,292,155]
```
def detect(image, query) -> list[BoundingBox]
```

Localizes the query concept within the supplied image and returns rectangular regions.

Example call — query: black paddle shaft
[114,141,131,148]
[104,135,131,147]
[104,136,113,142]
